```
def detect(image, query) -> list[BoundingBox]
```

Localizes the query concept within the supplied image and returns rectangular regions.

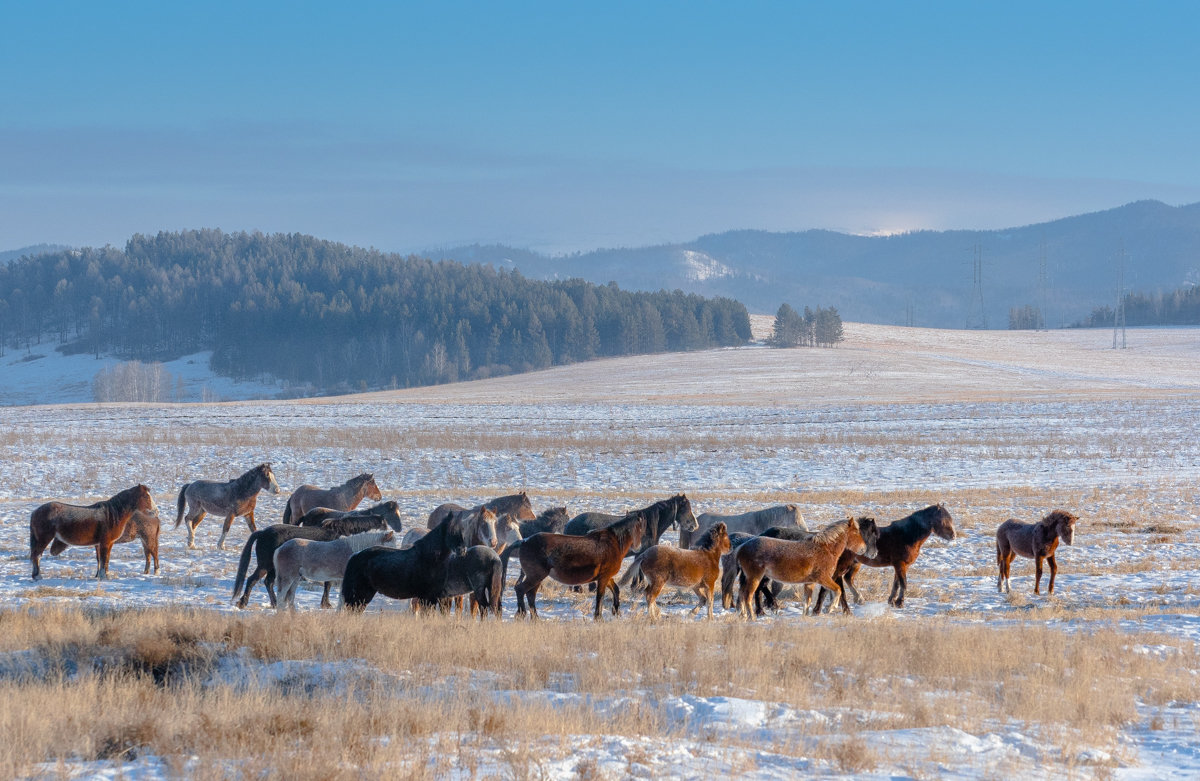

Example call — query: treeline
[769,303,844,347]
[1076,284,1200,327]
[0,230,751,392]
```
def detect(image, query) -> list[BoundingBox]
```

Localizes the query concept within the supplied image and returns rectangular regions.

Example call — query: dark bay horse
[720,526,814,613]
[996,510,1078,595]
[514,511,647,619]
[814,503,957,612]
[681,504,805,549]
[564,494,698,555]
[736,517,878,619]
[30,484,159,579]
[499,506,571,584]
[426,491,537,530]
[282,473,382,525]
[296,501,404,532]
[620,522,731,619]
[232,514,390,609]
[175,463,282,550]
[340,518,470,611]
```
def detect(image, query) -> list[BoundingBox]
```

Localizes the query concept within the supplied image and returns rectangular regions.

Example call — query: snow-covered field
[2,324,1199,778]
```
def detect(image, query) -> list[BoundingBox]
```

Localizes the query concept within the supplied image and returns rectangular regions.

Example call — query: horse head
[847,516,879,559]
[260,463,283,494]
[476,507,500,549]
[364,474,383,501]
[710,522,732,555]
[515,491,536,521]
[929,503,957,541]
[135,484,159,516]
[674,494,699,532]
[1045,509,1078,545]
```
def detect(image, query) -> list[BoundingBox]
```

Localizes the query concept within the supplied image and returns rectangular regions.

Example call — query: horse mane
[348,473,374,490]
[235,464,270,490]
[109,484,149,513]
[604,511,645,543]
[810,517,853,546]
[692,523,727,551]
[1041,509,1076,527]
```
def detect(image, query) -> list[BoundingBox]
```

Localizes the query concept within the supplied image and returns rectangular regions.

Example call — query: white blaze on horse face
[268,471,282,494]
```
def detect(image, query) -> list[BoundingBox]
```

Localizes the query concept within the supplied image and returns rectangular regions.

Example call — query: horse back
[996,519,1039,557]
[739,536,830,583]
[563,512,618,536]
[519,531,613,585]
[642,545,716,586]
[31,501,116,545]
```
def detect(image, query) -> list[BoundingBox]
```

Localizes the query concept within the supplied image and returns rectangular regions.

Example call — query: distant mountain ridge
[431,201,1200,328]
[0,244,71,265]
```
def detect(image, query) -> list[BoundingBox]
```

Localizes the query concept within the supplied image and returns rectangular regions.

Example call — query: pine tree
[770,303,804,347]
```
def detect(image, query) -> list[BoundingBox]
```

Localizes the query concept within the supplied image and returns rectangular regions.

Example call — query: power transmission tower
[965,244,988,329]
[1113,242,1127,349]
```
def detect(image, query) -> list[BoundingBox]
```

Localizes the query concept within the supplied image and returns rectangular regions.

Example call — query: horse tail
[339,549,376,611]
[173,484,189,528]
[618,550,646,589]
[488,556,504,615]
[231,530,262,601]
[281,498,294,525]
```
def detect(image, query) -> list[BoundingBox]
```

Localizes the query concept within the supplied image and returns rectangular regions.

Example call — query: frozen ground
[2,324,1200,778]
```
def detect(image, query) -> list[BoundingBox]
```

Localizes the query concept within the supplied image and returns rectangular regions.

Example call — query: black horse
[340,517,469,611]
[563,494,698,556]
[231,515,388,609]
[419,546,505,618]
[296,501,404,531]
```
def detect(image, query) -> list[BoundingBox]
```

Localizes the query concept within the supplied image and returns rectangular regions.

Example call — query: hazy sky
[3,1,1199,253]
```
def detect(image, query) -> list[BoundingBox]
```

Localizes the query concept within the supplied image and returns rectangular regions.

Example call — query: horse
[273,530,396,611]
[996,510,1079,595]
[514,511,647,620]
[47,509,160,575]
[426,491,536,531]
[620,523,731,619]
[340,517,470,611]
[415,546,505,619]
[402,507,502,550]
[813,503,957,612]
[231,514,390,609]
[282,473,381,525]
[719,527,816,613]
[499,506,571,585]
[736,517,878,620]
[30,484,159,580]
[563,494,698,556]
[174,463,282,550]
[680,504,806,549]
[296,501,404,531]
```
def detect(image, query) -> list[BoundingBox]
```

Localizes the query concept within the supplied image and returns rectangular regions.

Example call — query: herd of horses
[24,463,1083,619]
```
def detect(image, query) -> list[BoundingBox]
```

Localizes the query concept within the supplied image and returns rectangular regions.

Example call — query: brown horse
[814,503,957,612]
[30,484,159,579]
[48,509,160,575]
[736,517,878,620]
[175,463,282,549]
[620,522,731,619]
[296,501,404,532]
[996,510,1078,595]
[514,511,646,620]
[425,491,537,530]
[282,473,382,525]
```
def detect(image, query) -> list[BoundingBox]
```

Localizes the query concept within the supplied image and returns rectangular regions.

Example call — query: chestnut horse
[996,510,1078,594]
[175,463,282,550]
[48,508,160,575]
[30,484,159,579]
[620,522,731,619]
[813,503,957,612]
[282,473,381,525]
[514,511,647,619]
[736,517,878,619]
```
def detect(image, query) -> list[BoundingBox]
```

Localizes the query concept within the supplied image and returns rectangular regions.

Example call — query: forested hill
[0,230,751,394]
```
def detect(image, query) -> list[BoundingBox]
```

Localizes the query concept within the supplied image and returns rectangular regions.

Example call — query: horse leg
[237,566,268,609]
[820,575,851,615]
[843,562,864,605]
[996,542,1007,593]
[29,529,52,580]
[266,570,278,608]
[593,578,607,619]
[185,511,205,549]
[217,514,236,551]
[740,573,764,620]
[892,564,910,608]
[1047,555,1057,594]
[95,539,114,579]
[1034,555,1044,595]
[245,510,257,533]
[320,582,332,609]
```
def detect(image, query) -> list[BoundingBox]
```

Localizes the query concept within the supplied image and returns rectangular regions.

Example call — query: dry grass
[0,605,1195,776]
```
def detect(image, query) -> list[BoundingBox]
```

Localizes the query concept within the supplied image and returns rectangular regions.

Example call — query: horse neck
[108,490,142,522]
[346,532,386,554]
[339,478,368,504]
[236,469,264,496]
[894,513,934,545]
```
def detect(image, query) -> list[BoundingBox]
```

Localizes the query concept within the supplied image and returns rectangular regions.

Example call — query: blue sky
[3,1,1199,252]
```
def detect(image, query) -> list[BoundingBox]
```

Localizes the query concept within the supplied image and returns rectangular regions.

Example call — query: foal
[621,522,731,619]
[996,510,1078,595]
